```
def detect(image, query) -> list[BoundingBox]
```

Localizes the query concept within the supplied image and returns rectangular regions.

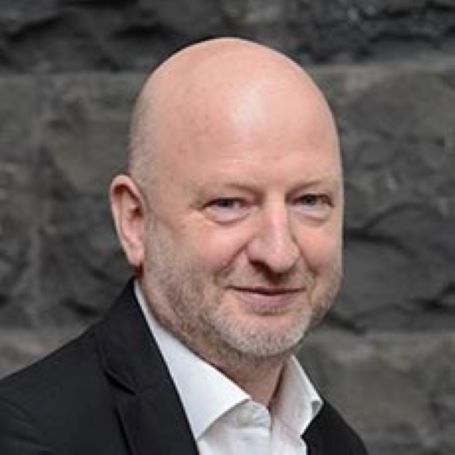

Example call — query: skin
[110,38,343,407]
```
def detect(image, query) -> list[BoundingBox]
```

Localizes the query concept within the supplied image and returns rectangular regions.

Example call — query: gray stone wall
[1,2,454,454]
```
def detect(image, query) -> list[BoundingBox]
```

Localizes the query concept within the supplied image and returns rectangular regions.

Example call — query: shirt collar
[134,281,322,440]
[271,355,322,437]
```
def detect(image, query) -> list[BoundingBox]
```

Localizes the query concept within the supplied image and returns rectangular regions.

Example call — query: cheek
[188,225,251,271]
[297,228,342,272]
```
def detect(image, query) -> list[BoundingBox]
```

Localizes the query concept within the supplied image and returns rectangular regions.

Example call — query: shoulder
[0,328,100,409]
[0,280,139,411]
[0,327,116,453]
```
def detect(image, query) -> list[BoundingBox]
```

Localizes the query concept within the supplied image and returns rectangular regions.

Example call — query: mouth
[231,286,303,295]
[228,286,305,313]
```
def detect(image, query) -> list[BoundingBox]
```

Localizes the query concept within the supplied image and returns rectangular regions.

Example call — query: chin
[213,309,313,359]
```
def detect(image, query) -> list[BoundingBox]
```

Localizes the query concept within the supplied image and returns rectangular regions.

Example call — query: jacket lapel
[302,400,368,455]
[94,280,198,455]
[303,417,323,455]
[302,401,331,455]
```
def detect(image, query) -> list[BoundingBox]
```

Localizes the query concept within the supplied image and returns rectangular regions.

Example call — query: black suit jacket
[0,281,368,454]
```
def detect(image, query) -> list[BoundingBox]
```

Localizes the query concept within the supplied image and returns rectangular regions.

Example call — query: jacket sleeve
[0,398,55,455]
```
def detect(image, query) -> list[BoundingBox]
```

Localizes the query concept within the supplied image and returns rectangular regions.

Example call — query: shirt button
[236,407,253,426]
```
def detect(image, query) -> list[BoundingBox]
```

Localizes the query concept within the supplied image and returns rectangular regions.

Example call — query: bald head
[128,38,339,190]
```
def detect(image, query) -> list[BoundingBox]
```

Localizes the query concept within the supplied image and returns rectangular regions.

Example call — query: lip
[229,286,304,313]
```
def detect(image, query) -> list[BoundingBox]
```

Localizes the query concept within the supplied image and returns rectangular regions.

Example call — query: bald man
[0,38,368,454]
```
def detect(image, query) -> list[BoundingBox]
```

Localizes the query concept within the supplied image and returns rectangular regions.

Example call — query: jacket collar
[302,400,367,455]
[93,279,198,455]
[303,413,324,455]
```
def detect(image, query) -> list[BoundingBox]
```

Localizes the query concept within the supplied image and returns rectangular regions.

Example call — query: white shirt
[135,282,322,454]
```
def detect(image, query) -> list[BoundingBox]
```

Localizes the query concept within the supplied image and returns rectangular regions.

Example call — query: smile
[232,286,303,295]
[228,286,305,314]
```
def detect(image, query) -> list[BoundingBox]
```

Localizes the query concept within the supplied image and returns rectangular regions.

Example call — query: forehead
[147,55,340,192]
[157,122,341,200]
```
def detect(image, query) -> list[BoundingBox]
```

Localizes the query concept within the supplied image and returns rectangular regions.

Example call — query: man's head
[110,38,343,370]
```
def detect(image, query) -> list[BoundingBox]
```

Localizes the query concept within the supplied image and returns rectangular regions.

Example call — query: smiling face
[136,44,342,368]
[113,39,343,369]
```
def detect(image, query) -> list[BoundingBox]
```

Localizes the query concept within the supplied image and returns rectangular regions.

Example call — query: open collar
[135,281,322,447]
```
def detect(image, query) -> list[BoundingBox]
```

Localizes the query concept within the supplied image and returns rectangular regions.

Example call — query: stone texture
[327,61,455,331]
[0,74,136,329]
[298,329,455,454]
[36,75,138,326]
[0,77,40,327]
[1,0,455,72]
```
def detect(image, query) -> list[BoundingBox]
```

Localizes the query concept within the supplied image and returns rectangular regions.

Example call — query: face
[139,75,343,366]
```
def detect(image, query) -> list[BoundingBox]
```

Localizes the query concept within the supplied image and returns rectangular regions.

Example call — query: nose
[246,202,300,275]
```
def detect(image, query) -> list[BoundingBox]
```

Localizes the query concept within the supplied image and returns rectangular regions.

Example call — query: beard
[140,220,342,368]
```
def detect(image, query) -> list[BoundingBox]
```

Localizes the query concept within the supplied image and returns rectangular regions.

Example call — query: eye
[293,193,332,220]
[210,198,243,209]
[203,198,251,223]
[298,194,321,206]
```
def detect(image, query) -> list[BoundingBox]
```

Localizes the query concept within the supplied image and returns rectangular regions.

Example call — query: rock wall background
[1,1,454,454]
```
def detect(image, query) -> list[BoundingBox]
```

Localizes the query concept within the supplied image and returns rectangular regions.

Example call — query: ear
[109,175,146,273]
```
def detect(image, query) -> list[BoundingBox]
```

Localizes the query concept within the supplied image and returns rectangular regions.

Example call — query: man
[0,38,368,454]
